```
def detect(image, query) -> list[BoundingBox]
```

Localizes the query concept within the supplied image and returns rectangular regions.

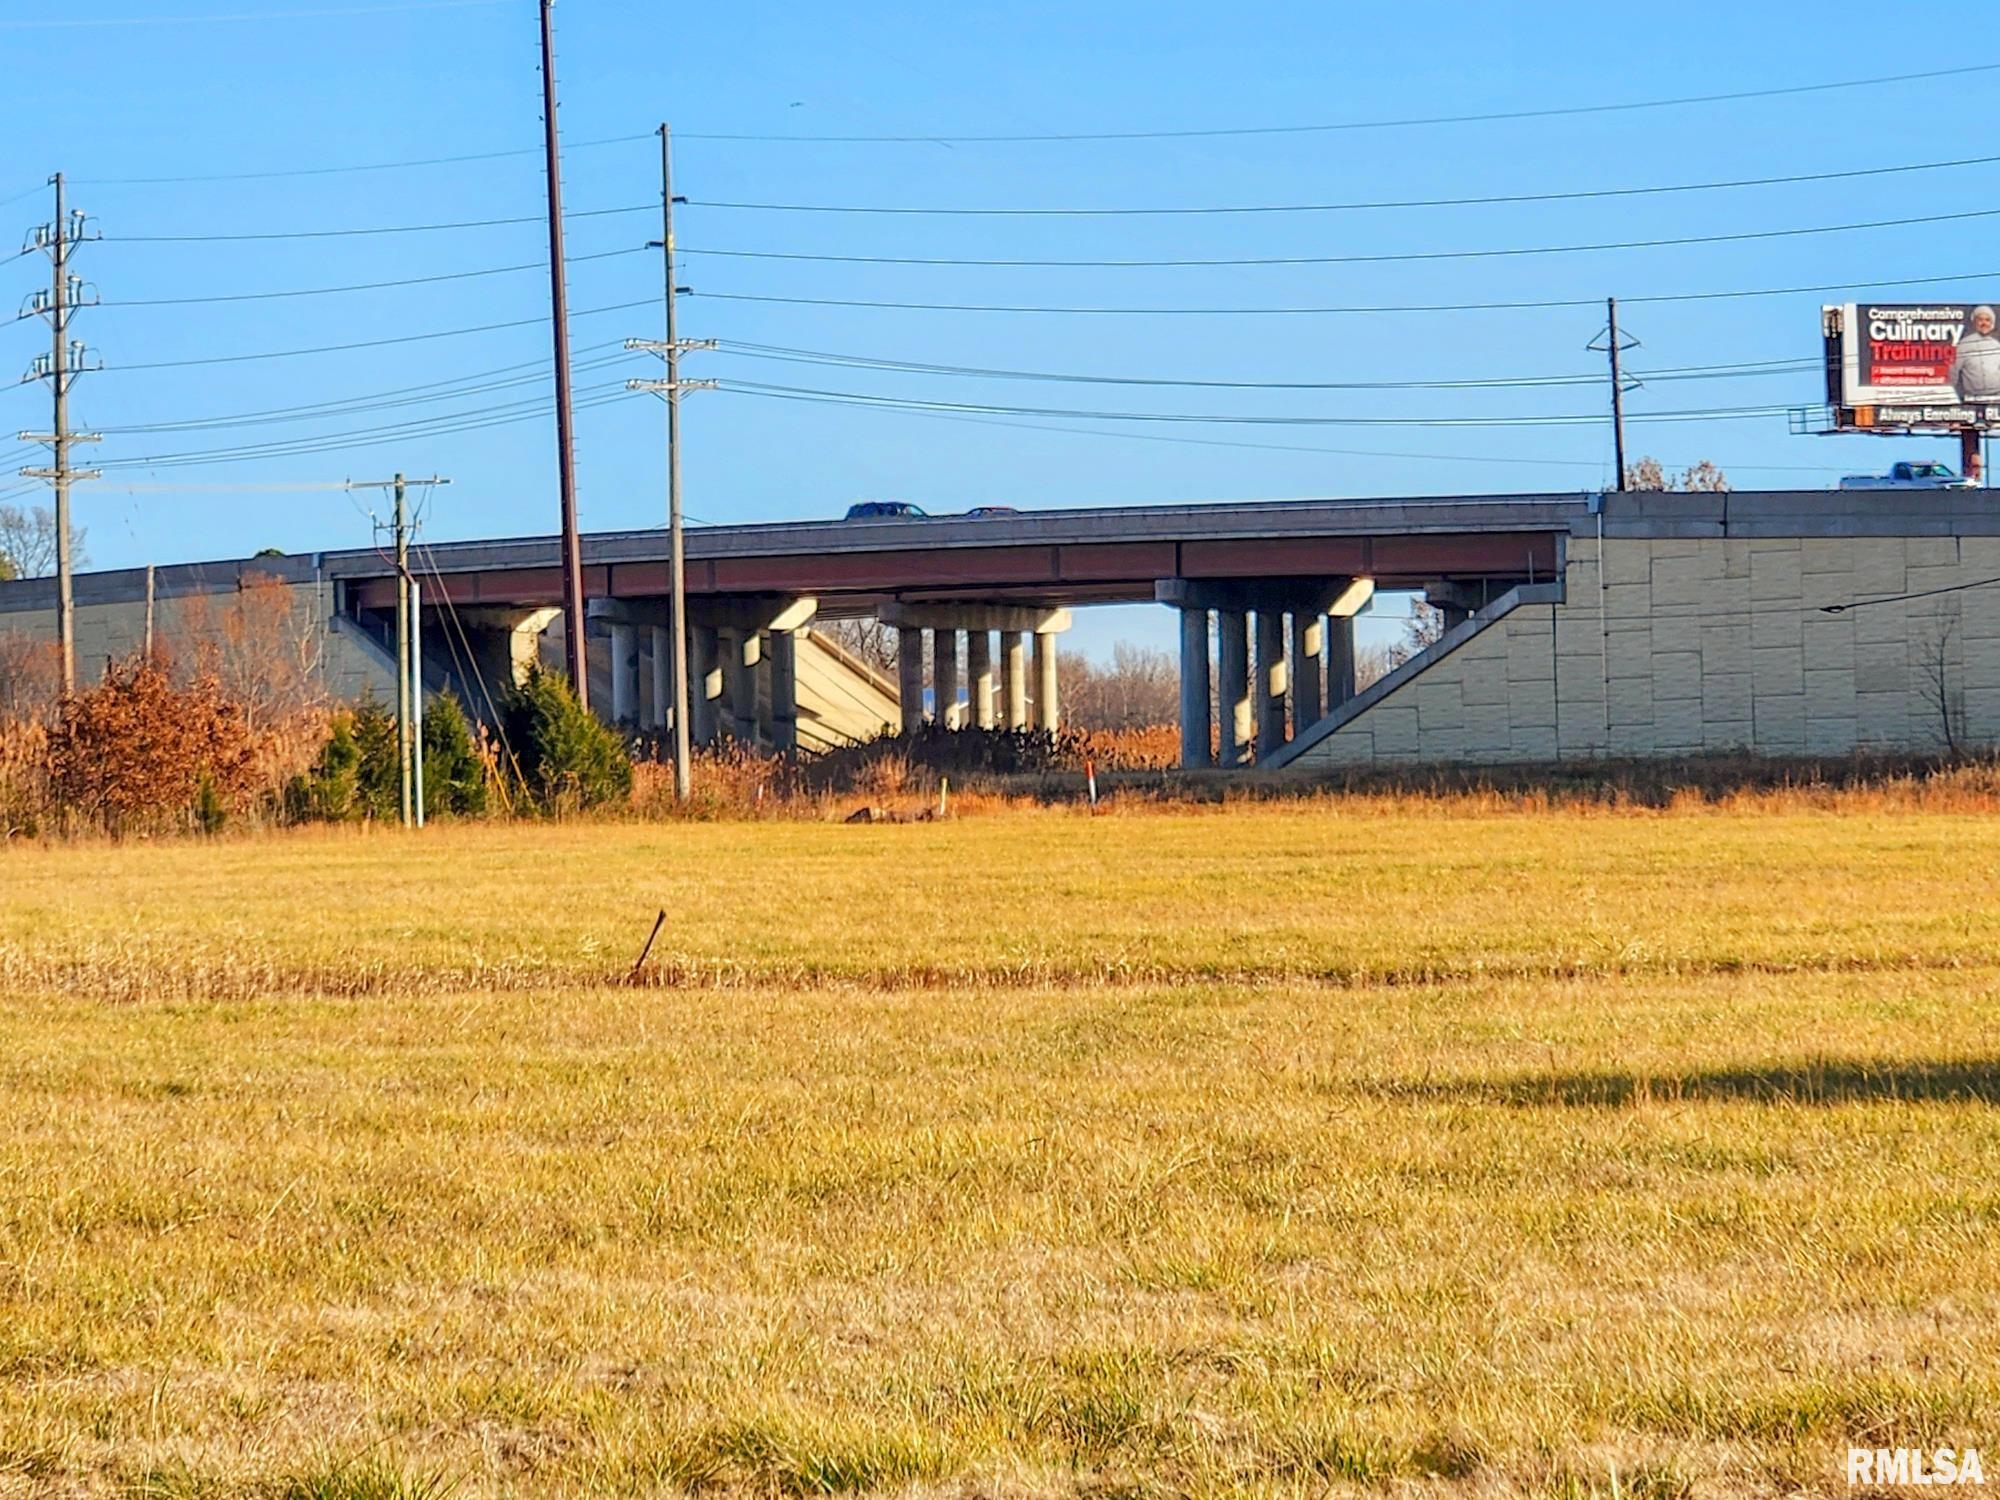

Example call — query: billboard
[1824,302,2000,430]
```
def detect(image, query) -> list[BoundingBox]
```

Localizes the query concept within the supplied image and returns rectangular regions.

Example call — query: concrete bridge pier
[1255,609,1287,760]
[897,627,924,734]
[609,622,641,726]
[722,627,759,742]
[691,626,720,743]
[1291,612,1323,728]
[648,625,670,731]
[457,605,561,706]
[967,629,994,728]
[1324,578,1375,713]
[1002,633,1027,729]
[1177,606,1213,769]
[1159,577,1374,767]
[768,630,799,752]
[880,604,1071,733]
[1217,610,1251,767]
[933,629,960,727]
[700,595,817,748]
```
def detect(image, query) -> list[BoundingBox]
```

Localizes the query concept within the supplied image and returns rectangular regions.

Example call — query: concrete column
[725,627,760,743]
[1217,609,1251,768]
[932,628,959,728]
[1255,609,1287,760]
[1290,611,1323,729]
[897,626,925,734]
[1033,631,1060,731]
[1179,607,1213,769]
[966,629,995,728]
[755,632,775,744]
[608,621,640,725]
[460,605,561,702]
[692,625,720,744]
[649,625,670,731]
[1002,631,1029,730]
[1326,613,1357,709]
[768,629,798,753]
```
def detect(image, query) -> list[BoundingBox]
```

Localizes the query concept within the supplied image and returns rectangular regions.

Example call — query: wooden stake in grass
[938,776,949,819]
[627,908,667,984]
[1086,757,1099,809]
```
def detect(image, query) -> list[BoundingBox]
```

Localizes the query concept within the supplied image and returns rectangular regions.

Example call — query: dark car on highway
[843,500,930,520]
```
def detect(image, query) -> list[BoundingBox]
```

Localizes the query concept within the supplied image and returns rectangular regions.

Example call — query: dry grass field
[1,802,1997,1497]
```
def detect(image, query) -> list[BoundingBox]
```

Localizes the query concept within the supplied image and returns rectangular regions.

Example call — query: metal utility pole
[627,123,716,798]
[347,474,449,828]
[17,173,101,693]
[1589,297,1638,493]
[538,0,589,707]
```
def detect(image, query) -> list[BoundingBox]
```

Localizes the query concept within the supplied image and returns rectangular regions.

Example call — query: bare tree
[0,503,87,581]
[1916,602,1965,754]
[816,618,898,679]
[171,571,325,733]
[1060,642,1178,730]
[1624,457,1731,493]
[1387,599,1445,668]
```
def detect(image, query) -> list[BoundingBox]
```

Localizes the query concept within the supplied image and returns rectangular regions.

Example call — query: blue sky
[4,0,1998,659]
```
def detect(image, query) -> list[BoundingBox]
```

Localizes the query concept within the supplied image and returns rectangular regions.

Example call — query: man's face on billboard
[1974,309,1996,337]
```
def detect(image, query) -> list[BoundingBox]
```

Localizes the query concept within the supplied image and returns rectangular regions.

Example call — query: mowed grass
[1,806,1997,1497]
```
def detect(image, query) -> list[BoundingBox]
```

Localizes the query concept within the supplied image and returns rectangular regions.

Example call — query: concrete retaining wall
[1287,533,2000,766]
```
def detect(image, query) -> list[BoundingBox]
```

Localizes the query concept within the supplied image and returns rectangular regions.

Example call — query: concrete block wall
[1290,533,2000,767]
[0,580,394,703]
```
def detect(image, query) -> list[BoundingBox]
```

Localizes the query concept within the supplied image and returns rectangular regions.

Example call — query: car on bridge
[843,500,931,520]
[1837,461,1976,491]
[962,505,1020,518]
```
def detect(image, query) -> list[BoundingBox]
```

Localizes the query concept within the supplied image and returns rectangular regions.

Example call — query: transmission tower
[17,172,102,692]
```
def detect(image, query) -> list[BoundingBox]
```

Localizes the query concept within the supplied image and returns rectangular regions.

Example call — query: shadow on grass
[1377,1058,2000,1107]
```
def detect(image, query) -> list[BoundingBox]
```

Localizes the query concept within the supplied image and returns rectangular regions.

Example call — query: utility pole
[17,173,101,693]
[347,474,449,828]
[538,0,589,707]
[628,123,716,799]
[1589,297,1638,493]
[394,475,412,827]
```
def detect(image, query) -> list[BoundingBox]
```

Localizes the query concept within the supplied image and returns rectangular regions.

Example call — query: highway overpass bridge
[7,489,1998,768]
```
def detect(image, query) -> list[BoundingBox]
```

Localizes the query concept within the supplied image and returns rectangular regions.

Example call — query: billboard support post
[1962,428,1984,485]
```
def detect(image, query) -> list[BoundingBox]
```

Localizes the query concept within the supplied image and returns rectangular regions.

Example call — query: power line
[77,132,654,187]
[715,377,1793,428]
[691,268,2000,317]
[685,150,2000,217]
[90,148,2000,239]
[0,0,509,27]
[678,205,2000,270]
[95,383,638,471]
[98,245,642,308]
[100,296,654,370]
[706,387,1845,475]
[712,338,1818,392]
[92,346,639,435]
[105,203,651,243]
[57,60,2000,189]
[674,60,2000,142]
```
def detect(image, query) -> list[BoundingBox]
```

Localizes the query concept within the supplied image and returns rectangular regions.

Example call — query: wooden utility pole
[539,0,589,707]
[627,123,716,797]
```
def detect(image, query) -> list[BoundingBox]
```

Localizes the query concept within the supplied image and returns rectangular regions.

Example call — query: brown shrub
[45,656,261,832]
[0,632,60,724]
